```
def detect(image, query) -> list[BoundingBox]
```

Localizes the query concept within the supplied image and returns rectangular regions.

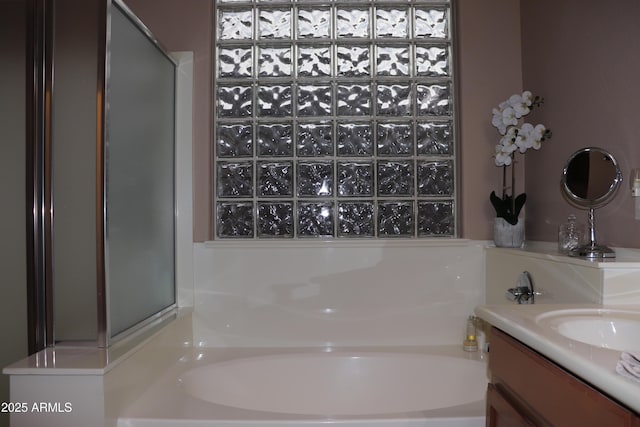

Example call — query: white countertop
[2,309,186,376]
[475,304,640,414]
[487,243,640,269]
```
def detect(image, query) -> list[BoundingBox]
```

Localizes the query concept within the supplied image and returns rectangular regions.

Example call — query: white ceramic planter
[493,217,524,248]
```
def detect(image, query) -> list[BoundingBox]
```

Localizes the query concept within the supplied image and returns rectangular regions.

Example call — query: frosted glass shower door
[106,4,176,338]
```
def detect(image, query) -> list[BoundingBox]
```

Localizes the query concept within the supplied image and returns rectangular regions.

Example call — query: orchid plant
[490,91,552,225]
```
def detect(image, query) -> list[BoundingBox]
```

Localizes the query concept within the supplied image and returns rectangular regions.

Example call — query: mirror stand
[561,147,622,259]
[569,207,615,258]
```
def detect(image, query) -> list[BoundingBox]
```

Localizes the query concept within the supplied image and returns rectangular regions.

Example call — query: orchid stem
[502,165,507,199]
[511,154,516,214]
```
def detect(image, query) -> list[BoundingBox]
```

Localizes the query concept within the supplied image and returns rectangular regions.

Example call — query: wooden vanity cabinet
[487,327,640,427]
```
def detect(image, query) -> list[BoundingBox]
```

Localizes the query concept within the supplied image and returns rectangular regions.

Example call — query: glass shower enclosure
[49,0,176,347]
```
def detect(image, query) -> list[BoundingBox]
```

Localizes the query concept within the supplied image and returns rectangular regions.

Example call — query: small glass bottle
[558,214,586,254]
[463,316,478,352]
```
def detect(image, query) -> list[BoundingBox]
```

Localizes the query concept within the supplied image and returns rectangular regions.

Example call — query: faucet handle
[506,286,530,303]
[505,271,540,304]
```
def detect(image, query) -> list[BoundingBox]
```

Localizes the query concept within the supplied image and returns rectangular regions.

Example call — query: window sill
[204,238,473,249]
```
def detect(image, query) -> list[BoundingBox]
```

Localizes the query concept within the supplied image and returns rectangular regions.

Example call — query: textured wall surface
[521,0,640,248]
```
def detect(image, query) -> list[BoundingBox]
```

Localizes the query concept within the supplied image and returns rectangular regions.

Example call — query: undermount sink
[535,309,640,351]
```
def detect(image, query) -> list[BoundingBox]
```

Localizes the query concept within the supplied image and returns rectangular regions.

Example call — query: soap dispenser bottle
[558,214,586,254]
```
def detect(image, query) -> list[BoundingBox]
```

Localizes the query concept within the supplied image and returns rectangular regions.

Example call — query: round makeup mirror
[561,147,622,258]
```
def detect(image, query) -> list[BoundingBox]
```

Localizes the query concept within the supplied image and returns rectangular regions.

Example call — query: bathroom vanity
[487,327,640,426]
[481,245,640,425]
[476,304,640,427]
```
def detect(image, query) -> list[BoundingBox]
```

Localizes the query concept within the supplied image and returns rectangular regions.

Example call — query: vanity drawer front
[487,383,537,427]
[489,327,638,427]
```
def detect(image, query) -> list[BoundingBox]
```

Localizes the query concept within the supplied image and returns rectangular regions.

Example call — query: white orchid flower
[508,94,532,118]
[490,91,550,166]
[501,106,518,128]
[508,94,523,107]
[532,124,547,140]
[513,102,530,118]
[514,135,526,153]
[491,108,506,134]
[500,127,518,151]
[496,133,517,162]
[515,106,529,118]
[494,144,513,166]
[518,124,536,152]
[530,124,547,149]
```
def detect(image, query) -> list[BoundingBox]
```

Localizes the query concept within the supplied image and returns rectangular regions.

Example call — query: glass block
[337,8,370,38]
[258,161,293,196]
[415,8,448,39]
[418,161,453,195]
[416,46,449,77]
[216,161,253,197]
[338,202,374,237]
[258,85,292,117]
[219,9,253,40]
[337,84,371,116]
[417,122,453,155]
[298,202,334,237]
[418,201,454,236]
[377,84,411,116]
[258,123,292,156]
[298,47,331,77]
[259,9,291,39]
[378,202,414,237]
[258,202,293,237]
[217,85,252,118]
[377,161,414,196]
[377,123,412,156]
[298,8,330,39]
[216,124,253,157]
[337,46,370,77]
[218,47,252,78]
[297,162,334,197]
[297,122,333,157]
[258,47,291,77]
[298,85,332,116]
[217,202,254,238]
[337,162,373,196]
[213,1,458,241]
[417,84,451,116]
[376,46,409,77]
[376,8,408,38]
[338,123,372,156]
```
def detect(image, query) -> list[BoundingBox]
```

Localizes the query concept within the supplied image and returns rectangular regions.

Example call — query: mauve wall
[457,0,522,239]
[125,0,522,242]
[521,0,640,248]
[124,0,213,241]
[0,2,28,425]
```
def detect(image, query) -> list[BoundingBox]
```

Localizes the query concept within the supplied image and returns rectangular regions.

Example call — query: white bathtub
[117,346,488,427]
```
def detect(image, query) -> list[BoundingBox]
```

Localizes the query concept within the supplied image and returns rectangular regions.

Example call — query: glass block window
[214,0,456,239]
